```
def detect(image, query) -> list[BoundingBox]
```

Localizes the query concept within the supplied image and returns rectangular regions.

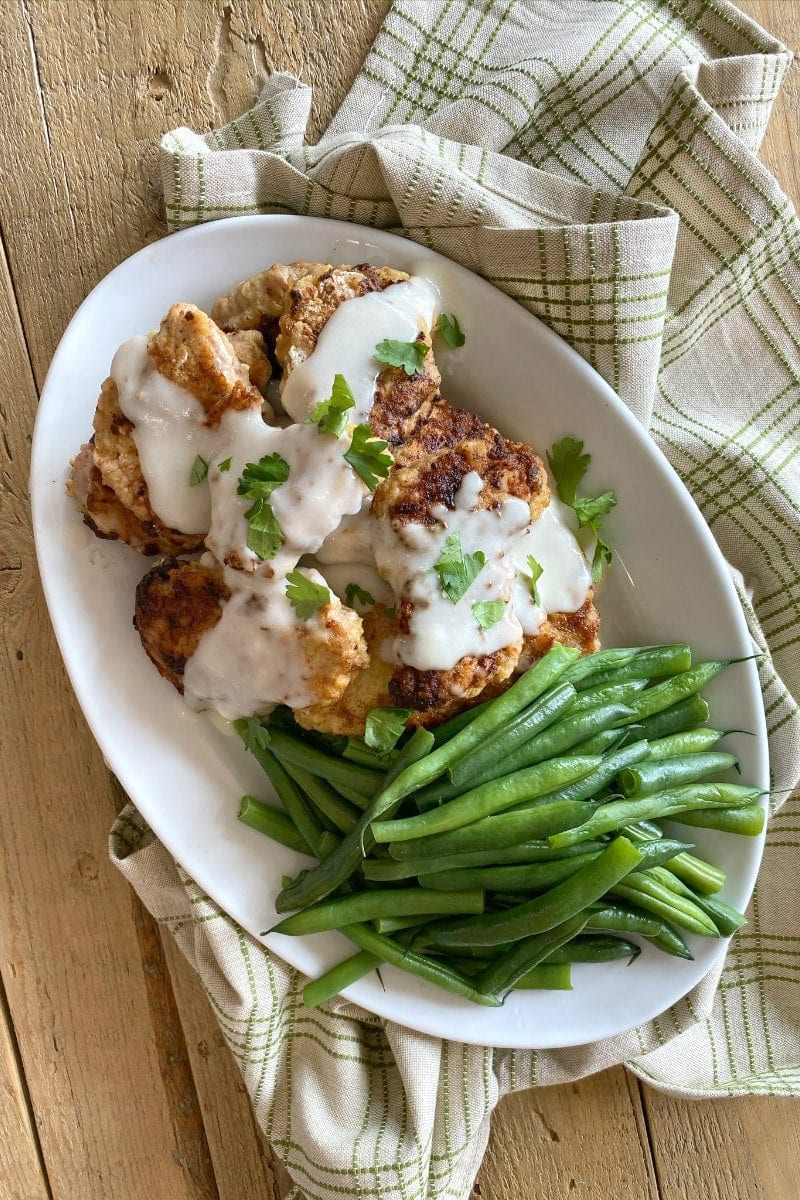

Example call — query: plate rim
[30,213,769,1047]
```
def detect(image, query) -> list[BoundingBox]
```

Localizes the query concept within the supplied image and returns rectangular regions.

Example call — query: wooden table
[1,3,798,1197]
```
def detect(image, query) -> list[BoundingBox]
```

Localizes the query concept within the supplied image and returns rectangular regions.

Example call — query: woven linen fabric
[110,3,800,1197]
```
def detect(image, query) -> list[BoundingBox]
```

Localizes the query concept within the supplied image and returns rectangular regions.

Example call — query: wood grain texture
[641,1089,800,1199]
[0,2,798,1199]
[0,219,222,1200]
[0,978,50,1200]
[475,1070,659,1200]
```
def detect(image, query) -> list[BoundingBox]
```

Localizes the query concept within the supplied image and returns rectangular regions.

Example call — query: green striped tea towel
[112,4,800,1198]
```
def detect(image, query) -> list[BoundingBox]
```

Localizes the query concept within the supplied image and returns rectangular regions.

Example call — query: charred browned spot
[134,560,229,690]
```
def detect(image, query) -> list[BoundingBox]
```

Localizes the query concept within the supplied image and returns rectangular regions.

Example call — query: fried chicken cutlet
[69,304,270,555]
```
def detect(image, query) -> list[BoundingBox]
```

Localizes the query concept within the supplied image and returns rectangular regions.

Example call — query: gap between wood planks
[0,966,54,1200]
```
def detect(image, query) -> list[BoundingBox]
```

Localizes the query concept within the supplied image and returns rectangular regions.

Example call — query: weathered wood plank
[0,0,389,384]
[0,978,50,1200]
[160,936,292,1200]
[0,217,221,1200]
[641,1089,800,1199]
[742,1,800,206]
[475,1069,659,1200]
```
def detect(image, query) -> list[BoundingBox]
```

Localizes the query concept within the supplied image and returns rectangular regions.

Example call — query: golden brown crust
[368,398,552,723]
[134,559,368,708]
[390,643,522,723]
[372,399,550,526]
[228,329,272,395]
[275,263,409,378]
[211,260,318,333]
[147,303,264,427]
[297,600,370,711]
[517,593,602,673]
[134,558,230,689]
[85,379,204,556]
[294,606,395,735]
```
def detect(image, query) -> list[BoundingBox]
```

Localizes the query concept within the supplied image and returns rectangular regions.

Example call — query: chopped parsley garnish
[472,600,507,630]
[374,338,428,376]
[575,491,617,582]
[307,373,355,437]
[383,606,397,618]
[438,313,466,348]
[286,571,330,620]
[344,423,393,491]
[547,437,590,506]
[218,457,232,472]
[245,502,284,561]
[189,455,208,485]
[237,453,290,500]
[364,706,412,753]
[345,582,376,608]
[240,717,270,755]
[526,554,543,605]
[434,532,486,602]
[547,436,617,582]
[237,452,290,560]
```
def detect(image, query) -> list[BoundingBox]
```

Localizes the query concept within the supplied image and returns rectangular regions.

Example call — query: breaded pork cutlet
[135,558,368,709]
[69,304,270,555]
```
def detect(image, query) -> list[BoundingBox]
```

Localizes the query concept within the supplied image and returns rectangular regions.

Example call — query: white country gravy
[373,472,530,671]
[280,278,440,422]
[116,275,594,718]
[112,335,218,533]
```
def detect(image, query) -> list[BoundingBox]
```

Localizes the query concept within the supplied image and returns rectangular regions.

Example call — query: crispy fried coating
[134,558,230,690]
[517,593,601,672]
[72,305,268,556]
[276,263,408,377]
[276,263,442,443]
[228,329,273,396]
[68,442,201,556]
[211,260,317,333]
[390,643,522,724]
[373,399,550,525]
[134,559,369,709]
[294,606,395,735]
[148,303,263,427]
[367,398,550,718]
[84,381,205,555]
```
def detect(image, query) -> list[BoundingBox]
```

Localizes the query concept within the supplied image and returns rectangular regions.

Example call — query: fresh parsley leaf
[345,582,376,608]
[472,600,507,630]
[526,554,543,605]
[364,707,412,753]
[573,491,617,527]
[547,438,617,582]
[591,535,614,584]
[218,457,232,472]
[237,452,290,502]
[307,373,355,437]
[438,313,466,348]
[374,338,428,376]
[434,532,486,603]
[573,490,617,583]
[286,570,330,620]
[241,717,270,755]
[245,498,284,560]
[237,453,290,560]
[547,436,590,506]
[383,606,397,618]
[344,423,393,491]
[189,455,208,486]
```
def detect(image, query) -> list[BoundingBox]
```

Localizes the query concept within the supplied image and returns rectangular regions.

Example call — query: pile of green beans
[234,642,764,1009]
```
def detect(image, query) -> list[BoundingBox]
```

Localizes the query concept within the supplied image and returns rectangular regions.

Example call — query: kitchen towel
[112,4,800,1198]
